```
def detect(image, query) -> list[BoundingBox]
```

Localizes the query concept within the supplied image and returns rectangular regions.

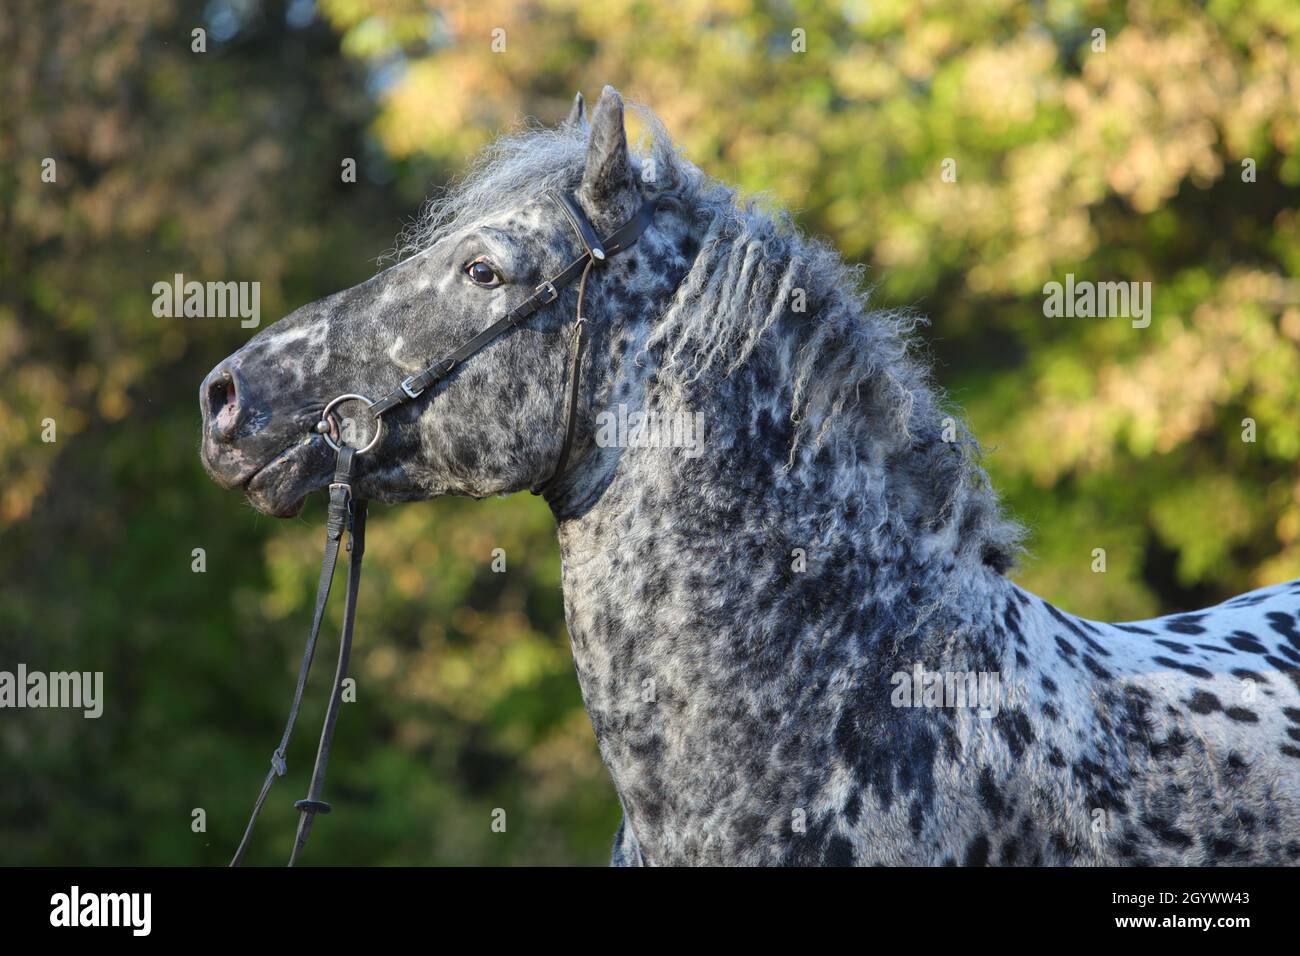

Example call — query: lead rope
[231,447,365,866]
[289,496,365,864]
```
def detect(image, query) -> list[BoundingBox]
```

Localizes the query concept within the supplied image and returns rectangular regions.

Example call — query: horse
[200,86,1300,865]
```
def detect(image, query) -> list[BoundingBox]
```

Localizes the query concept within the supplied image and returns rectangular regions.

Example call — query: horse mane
[396,105,1024,574]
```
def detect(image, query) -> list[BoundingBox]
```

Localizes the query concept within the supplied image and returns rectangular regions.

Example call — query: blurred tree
[0,0,612,865]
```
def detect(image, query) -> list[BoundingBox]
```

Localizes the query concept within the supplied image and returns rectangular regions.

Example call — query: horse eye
[465,259,500,287]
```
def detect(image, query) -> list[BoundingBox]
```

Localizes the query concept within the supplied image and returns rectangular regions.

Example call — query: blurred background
[1,0,1298,864]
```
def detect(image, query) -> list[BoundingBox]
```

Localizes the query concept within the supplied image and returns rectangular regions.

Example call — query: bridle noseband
[230,190,656,865]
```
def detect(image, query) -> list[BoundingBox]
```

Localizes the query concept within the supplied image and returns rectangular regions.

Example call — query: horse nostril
[207,368,245,440]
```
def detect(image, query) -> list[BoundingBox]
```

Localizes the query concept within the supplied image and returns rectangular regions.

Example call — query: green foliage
[2,0,1299,863]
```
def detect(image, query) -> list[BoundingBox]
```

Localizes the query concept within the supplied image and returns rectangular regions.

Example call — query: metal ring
[317,393,383,455]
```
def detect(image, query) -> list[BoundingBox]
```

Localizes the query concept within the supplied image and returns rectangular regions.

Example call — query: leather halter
[230,190,656,865]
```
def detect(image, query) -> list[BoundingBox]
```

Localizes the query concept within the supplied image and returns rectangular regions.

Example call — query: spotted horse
[200,87,1300,866]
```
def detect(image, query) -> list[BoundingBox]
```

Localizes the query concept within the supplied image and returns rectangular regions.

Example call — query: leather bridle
[230,189,656,865]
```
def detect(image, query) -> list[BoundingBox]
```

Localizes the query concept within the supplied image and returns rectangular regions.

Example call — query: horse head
[199,87,687,517]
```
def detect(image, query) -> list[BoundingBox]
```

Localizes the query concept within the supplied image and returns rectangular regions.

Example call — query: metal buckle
[327,481,354,527]
[536,280,559,304]
[400,376,424,399]
[328,481,354,528]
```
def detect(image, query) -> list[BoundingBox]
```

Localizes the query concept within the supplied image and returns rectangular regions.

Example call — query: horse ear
[562,91,586,130]
[578,86,639,223]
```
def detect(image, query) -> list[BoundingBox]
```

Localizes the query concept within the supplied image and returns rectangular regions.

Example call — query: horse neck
[553,345,1022,852]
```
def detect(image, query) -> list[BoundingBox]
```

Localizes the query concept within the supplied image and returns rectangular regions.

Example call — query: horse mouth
[243,437,334,517]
